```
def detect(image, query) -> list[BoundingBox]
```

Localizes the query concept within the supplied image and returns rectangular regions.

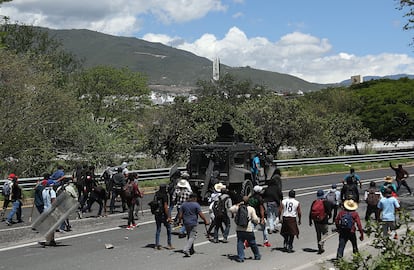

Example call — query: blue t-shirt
[180,201,201,227]
[251,156,260,174]
[50,169,64,181]
[377,196,400,221]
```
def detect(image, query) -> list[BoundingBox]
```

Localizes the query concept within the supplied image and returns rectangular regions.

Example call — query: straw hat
[384,176,393,183]
[177,179,189,188]
[343,199,358,211]
[214,182,226,192]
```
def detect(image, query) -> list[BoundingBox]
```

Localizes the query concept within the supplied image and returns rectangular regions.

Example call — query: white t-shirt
[281,197,300,218]
[42,187,57,210]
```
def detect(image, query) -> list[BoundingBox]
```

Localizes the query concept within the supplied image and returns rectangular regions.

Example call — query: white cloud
[0,0,226,35]
[2,1,414,84]
[169,27,414,83]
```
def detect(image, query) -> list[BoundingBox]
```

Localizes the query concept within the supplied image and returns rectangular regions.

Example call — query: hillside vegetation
[44,28,327,93]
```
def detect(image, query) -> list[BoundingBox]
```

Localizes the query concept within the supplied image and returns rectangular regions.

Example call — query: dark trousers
[365,205,380,222]
[396,179,412,194]
[110,188,126,213]
[236,230,260,260]
[336,230,358,259]
[127,201,135,226]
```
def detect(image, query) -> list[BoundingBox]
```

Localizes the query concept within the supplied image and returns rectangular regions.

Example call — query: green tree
[0,50,104,176]
[398,0,414,46]
[354,78,414,141]
[75,65,149,122]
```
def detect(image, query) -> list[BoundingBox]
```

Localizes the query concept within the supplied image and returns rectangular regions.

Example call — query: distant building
[351,75,362,85]
[213,56,220,81]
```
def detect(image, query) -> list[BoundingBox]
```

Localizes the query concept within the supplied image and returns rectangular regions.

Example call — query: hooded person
[262,169,283,233]
[334,199,364,259]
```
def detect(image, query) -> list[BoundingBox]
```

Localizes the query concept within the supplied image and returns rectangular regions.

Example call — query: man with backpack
[109,167,127,214]
[325,184,340,224]
[341,176,360,203]
[249,185,270,247]
[152,184,173,250]
[364,181,381,222]
[229,196,261,262]
[1,173,16,221]
[5,175,23,226]
[212,187,232,243]
[124,174,140,230]
[309,190,332,254]
[343,168,362,189]
[334,199,364,260]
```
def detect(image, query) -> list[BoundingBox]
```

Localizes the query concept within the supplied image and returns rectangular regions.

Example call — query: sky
[1,0,414,84]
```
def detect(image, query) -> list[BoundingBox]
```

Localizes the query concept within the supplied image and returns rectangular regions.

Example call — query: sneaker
[5,220,11,226]
[183,251,191,257]
[263,241,271,247]
[126,225,133,230]
[222,238,228,243]
[317,248,325,254]
[155,245,162,250]
[212,239,219,243]
[132,223,138,228]
[254,255,261,260]
[235,258,244,263]
[166,245,175,250]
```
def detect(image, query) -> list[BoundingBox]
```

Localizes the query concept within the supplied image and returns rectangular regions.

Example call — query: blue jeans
[236,231,260,261]
[7,200,22,222]
[267,202,279,231]
[155,214,172,246]
[183,225,198,254]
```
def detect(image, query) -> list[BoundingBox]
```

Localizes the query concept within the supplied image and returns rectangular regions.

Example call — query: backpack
[234,204,249,227]
[344,184,358,201]
[325,190,337,204]
[123,182,134,200]
[340,212,354,230]
[148,194,163,215]
[2,181,11,197]
[366,188,380,206]
[212,196,228,219]
[311,199,326,222]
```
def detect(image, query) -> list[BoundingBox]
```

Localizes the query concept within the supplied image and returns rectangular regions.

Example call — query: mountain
[339,74,414,86]
[44,28,328,93]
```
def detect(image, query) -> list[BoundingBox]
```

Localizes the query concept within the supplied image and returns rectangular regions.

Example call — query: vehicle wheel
[241,179,253,197]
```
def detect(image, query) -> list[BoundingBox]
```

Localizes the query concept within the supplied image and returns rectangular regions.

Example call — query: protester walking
[263,168,283,233]
[364,181,381,222]
[124,174,140,230]
[249,185,270,247]
[5,176,23,226]
[153,184,174,250]
[324,184,340,224]
[178,193,209,257]
[389,162,411,195]
[39,182,57,246]
[279,189,301,253]
[229,196,261,263]
[309,190,332,254]
[172,179,192,238]
[212,187,232,243]
[1,173,16,221]
[335,199,364,259]
[378,187,400,239]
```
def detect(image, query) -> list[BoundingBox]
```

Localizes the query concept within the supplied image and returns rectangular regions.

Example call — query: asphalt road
[0,167,413,270]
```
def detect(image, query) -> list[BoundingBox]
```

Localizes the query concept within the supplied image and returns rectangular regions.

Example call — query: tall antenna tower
[212,56,220,81]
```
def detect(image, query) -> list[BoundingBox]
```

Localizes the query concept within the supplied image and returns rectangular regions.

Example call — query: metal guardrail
[1,151,413,192]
